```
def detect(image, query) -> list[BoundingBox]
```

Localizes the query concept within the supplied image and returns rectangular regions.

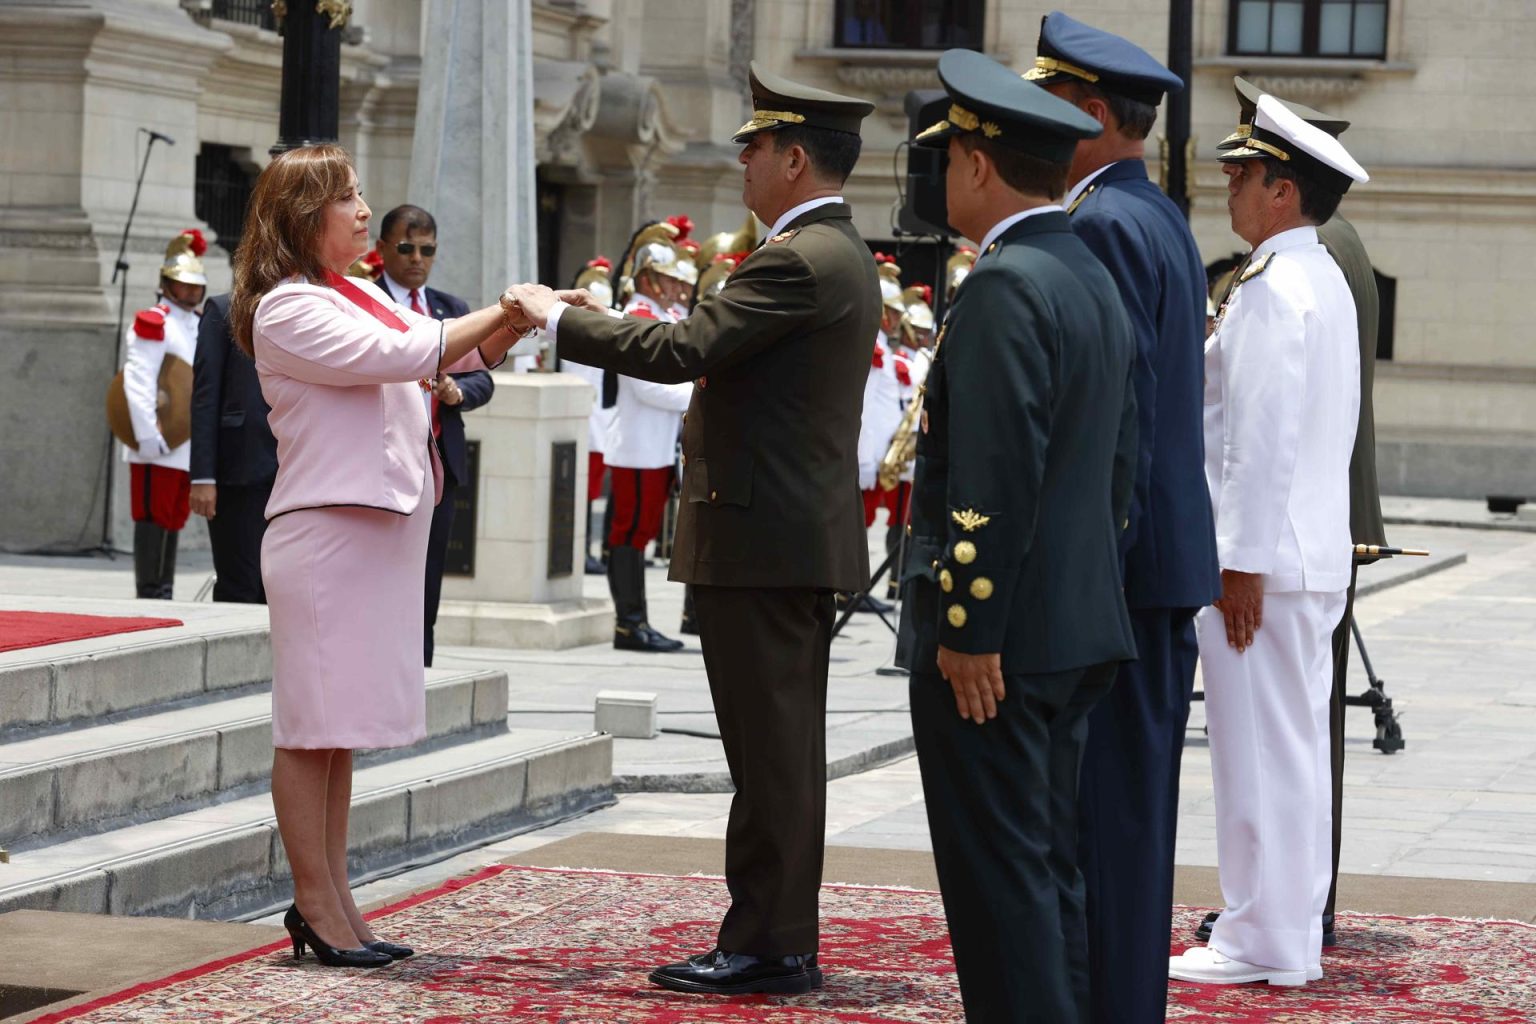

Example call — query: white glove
[137,434,169,459]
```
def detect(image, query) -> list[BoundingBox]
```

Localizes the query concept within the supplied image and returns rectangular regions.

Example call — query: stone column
[436,374,612,649]
[408,0,538,305]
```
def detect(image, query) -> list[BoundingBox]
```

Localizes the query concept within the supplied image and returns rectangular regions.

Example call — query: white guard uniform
[561,361,615,461]
[856,331,904,491]
[1199,224,1360,974]
[123,301,198,471]
[605,293,692,470]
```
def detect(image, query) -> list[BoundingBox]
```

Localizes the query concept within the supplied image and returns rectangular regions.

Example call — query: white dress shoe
[1168,945,1321,986]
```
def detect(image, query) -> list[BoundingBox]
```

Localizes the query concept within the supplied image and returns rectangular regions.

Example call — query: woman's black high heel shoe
[364,939,414,960]
[283,905,392,968]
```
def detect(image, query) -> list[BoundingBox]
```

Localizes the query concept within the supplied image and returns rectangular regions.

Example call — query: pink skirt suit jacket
[254,277,496,750]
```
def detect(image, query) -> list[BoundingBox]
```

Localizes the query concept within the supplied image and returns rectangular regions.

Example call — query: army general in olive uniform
[508,64,879,997]
[903,50,1137,1024]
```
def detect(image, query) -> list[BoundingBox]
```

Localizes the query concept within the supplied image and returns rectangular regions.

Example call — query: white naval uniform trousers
[1200,225,1359,973]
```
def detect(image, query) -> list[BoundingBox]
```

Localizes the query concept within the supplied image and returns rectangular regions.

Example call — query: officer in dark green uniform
[1198,76,1387,951]
[903,50,1137,1024]
[507,63,879,997]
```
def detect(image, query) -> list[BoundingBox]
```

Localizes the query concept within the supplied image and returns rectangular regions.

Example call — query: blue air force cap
[1023,11,1184,107]
[913,49,1102,163]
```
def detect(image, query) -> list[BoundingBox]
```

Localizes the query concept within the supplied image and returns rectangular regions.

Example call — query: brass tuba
[878,388,923,492]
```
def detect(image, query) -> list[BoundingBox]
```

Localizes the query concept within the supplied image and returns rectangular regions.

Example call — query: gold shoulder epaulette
[767,229,800,245]
[1238,251,1274,283]
[1066,183,1098,216]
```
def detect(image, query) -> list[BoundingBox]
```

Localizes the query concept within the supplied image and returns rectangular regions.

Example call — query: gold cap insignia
[970,577,994,601]
[947,604,968,628]
[952,509,991,532]
[953,540,977,565]
[940,569,954,593]
[734,108,807,138]
[1022,56,1101,84]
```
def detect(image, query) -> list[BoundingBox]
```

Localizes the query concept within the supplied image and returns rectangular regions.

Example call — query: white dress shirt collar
[1254,224,1320,259]
[977,204,1064,257]
[768,196,844,238]
[380,272,421,307]
[1063,162,1117,213]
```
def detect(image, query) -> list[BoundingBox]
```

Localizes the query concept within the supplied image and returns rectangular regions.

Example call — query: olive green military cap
[1219,75,1350,149]
[732,61,875,143]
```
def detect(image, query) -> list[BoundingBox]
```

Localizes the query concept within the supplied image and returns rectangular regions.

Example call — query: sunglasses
[394,242,438,257]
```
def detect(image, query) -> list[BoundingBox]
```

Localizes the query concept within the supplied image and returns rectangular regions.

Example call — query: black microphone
[143,128,176,146]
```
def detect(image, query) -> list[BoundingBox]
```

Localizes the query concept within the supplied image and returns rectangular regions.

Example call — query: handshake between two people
[499,284,608,334]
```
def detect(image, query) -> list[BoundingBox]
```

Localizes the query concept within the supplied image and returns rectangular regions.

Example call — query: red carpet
[27,865,1536,1023]
[0,611,183,653]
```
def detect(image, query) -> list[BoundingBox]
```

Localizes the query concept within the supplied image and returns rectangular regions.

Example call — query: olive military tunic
[556,200,881,956]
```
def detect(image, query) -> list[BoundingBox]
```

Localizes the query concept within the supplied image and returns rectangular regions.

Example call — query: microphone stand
[99,131,167,552]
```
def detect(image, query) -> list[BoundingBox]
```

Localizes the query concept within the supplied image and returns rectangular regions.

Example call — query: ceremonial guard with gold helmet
[603,221,697,653]
[507,60,879,995]
[857,254,908,532]
[875,283,935,600]
[108,228,207,598]
[559,257,617,575]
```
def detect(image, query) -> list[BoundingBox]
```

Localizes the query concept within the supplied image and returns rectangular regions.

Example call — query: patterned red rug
[0,611,183,653]
[26,865,1536,1023]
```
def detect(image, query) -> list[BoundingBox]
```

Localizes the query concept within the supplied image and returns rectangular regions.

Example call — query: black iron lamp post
[270,1,351,154]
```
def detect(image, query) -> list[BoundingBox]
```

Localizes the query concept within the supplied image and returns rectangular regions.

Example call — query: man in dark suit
[1199,78,1386,950]
[509,63,877,997]
[190,292,277,603]
[904,49,1136,1024]
[374,204,495,667]
[1027,14,1222,1022]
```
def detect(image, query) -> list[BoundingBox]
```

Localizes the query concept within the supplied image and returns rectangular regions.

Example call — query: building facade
[0,0,1530,551]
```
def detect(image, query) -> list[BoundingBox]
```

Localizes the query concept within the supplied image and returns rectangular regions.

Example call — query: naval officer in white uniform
[1170,94,1369,988]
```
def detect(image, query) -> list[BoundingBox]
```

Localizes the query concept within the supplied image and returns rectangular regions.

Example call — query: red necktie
[412,289,442,439]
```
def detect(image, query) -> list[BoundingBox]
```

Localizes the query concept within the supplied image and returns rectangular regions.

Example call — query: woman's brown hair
[229,144,357,357]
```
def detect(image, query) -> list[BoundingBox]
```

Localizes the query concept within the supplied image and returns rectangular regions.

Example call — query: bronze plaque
[548,440,577,578]
[443,441,479,576]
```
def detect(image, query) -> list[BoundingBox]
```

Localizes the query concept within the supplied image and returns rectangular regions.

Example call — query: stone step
[0,728,613,920]
[0,626,272,737]
[0,667,509,851]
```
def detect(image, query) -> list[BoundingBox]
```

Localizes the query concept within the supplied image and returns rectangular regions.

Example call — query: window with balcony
[1228,0,1387,59]
[834,0,984,51]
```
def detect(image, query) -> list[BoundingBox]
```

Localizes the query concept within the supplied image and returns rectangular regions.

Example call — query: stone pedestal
[437,373,611,650]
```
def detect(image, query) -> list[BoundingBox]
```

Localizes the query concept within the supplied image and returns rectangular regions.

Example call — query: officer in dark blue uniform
[905,49,1137,1024]
[1024,13,1222,1023]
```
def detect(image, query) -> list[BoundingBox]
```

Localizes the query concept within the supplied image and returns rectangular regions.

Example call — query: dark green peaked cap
[732,61,875,143]
[1219,76,1350,149]
[914,48,1102,163]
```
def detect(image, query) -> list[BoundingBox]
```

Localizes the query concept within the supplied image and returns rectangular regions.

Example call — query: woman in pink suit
[229,144,528,968]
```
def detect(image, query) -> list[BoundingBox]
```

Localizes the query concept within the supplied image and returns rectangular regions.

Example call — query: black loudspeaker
[898,89,953,237]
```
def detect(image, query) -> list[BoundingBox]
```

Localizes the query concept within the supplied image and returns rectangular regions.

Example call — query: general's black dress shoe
[585,555,606,576]
[614,623,685,652]
[1196,910,1335,947]
[649,949,822,995]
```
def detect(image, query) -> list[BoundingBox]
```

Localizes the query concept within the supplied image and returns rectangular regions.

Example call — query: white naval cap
[1219,93,1368,195]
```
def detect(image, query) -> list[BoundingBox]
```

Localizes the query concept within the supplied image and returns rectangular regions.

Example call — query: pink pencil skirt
[261,502,432,750]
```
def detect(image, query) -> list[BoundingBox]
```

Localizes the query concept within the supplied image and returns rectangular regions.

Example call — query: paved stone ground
[5,504,1532,916]
[339,516,1536,913]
